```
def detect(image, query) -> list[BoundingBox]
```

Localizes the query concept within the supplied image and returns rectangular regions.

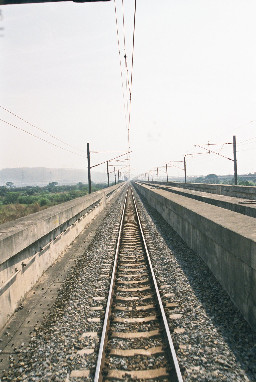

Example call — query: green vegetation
[194,174,256,186]
[237,179,256,186]
[0,182,107,225]
[195,174,220,184]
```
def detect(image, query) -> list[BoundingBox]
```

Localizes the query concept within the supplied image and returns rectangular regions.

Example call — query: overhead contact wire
[0,118,86,158]
[0,105,86,154]
[113,0,137,178]
[113,0,127,126]
[130,0,136,93]
[121,0,131,136]
[127,0,137,151]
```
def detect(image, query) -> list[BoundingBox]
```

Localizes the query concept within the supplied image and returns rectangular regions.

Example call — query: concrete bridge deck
[0,189,118,374]
[0,183,124,331]
[134,182,256,330]
[0,182,255,380]
[144,181,256,218]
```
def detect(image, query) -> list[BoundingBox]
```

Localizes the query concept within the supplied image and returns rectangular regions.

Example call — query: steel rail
[94,189,128,382]
[94,187,183,381]
[131,189,184,382]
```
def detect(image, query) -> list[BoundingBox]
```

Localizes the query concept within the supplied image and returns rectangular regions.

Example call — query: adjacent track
[94,187,183,381]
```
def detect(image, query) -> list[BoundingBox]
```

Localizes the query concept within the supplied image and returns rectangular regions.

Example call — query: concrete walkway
[145,182,256,218]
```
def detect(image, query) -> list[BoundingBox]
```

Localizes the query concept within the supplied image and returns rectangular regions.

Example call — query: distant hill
[0,167,107,186]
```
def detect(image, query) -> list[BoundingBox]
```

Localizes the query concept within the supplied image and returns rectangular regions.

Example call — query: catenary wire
[121,0,131,125]
[113,0,137,178]
[113,0,128,128]
[0,118,86,158]
[0,105,86,154]
[239,136,256,145]
[117,0,137,150]
[91,150,126,154]
[130,0,137,99]
[90,151,132,169]
[127,0,136,151]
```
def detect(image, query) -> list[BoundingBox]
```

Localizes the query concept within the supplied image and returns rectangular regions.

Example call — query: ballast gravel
[0,189,126,382]
[1,185,255,382]
[134,188,256,382]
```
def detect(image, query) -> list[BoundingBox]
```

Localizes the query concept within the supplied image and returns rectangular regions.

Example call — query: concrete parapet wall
[0,183,124,330]
[134,182,256,330]
[143,182,256,218]
[1,184,120,265]
[152,181,256,200]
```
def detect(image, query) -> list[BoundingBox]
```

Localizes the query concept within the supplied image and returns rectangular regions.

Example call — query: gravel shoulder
[134,187,256,382]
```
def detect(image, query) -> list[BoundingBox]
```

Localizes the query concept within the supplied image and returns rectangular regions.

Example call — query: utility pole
[107,160,109,187]
[184,156,187,184]
[117,170,120,182]
[233,135,237,185]
[114,167,116,185]
[87,142,91,194]
[166,164,168,183]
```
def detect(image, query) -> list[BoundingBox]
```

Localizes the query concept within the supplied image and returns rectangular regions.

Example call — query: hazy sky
[0,0,256,180]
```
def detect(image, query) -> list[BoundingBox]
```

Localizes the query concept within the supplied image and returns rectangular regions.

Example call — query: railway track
[94,187,183,381]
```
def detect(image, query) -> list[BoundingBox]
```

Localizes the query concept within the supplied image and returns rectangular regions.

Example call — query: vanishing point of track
[94,187,183,381]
